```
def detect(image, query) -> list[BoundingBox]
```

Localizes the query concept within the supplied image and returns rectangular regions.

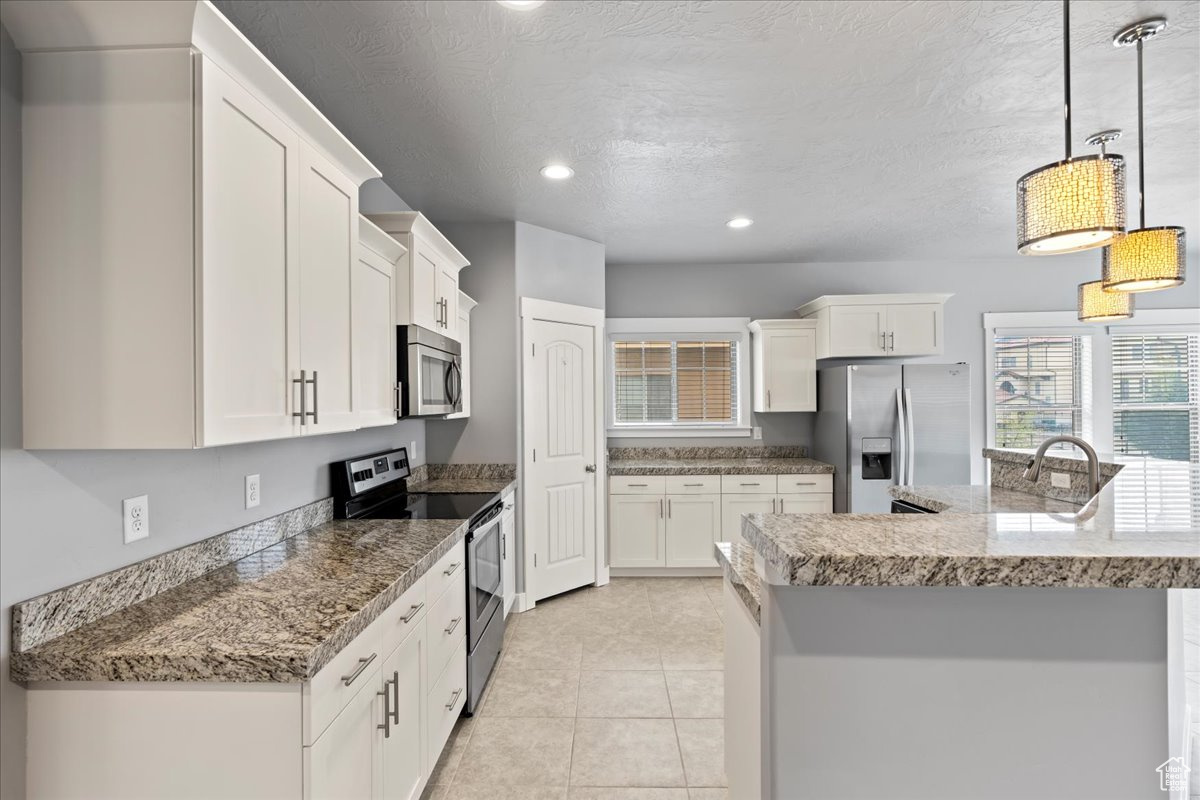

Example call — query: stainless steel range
[332,447,505,716]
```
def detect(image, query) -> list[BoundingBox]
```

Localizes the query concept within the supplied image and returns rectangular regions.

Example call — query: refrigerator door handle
[895,388,906,486]
[904,387,916,487]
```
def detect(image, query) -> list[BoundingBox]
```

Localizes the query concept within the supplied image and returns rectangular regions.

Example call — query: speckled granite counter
[742,457,1200,588]
[889,484,1083,514]
[11,517,469,683]
[715,541,761,624]
[608,446,832,476]
[408,477,515,494]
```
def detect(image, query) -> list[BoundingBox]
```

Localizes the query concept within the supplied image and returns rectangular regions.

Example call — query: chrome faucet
[1023,435,1102,498]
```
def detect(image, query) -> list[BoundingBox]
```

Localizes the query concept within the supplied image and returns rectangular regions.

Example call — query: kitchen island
[726,454,1199,800]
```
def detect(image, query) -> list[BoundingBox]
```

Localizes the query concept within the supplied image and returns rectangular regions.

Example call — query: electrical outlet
[752,426,763,440]
[245,474,261,509]
[122,495,149,544]
[409,440,418,462]
[1050,472,1071,489]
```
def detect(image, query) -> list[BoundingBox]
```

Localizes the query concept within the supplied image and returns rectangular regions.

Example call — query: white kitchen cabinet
[749,320,817,412]
[778,494,834,514]
[380,621,426,800]
[14,2,382,449]
[665,494,722,568]
[609,494,666,567]
[795,294,952,359]
[365,213,470,343]
[501,491,517,616]
[444,292,477,420]
[721,495,777,547]
[307,669,384,800]
[355,218,406,428]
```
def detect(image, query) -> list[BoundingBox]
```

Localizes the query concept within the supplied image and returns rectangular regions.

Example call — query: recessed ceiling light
[726,217,753,229]
[497,0,546,9]
[540,164,574,180]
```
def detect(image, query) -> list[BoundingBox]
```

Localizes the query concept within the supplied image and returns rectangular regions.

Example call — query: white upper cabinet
[444,292,477,421]
[12,1,381,449]
[749,320,817,413]
[795,294,952,359]
[365,213,470,343]
[356,218,407,429]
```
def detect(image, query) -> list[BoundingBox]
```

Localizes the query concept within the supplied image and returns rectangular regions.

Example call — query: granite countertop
[742,458,1200,589]
[11,518,469,683]
[715,541,762,624]
[890,485,1083,514]
[408,477,516,494]
[610,457,833,476]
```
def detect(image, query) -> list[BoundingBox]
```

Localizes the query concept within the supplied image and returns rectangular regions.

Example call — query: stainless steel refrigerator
[813,364,971,513]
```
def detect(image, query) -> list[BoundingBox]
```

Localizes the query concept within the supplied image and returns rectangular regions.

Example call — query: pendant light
[1101,18,1186,293]
[1079,279,1134,321]
[1017,0,1127,255]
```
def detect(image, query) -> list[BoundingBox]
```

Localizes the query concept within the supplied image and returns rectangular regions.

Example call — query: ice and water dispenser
[861,437,892,480]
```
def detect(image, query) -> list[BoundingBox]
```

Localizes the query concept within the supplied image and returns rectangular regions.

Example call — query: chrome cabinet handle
[880,331,887,351]
[377,671,398,738]
[444,616,463,635]
[888,331,895,351]
[767,389,771,409]
[388,670,400,724]
[446,688,463,710]
[773,498,778,513]
[683,482,704,487]
[667,499,672,518]
[400,602,424,623]
[501,532,506,560]
[310,370,318,425]
[443,561,461,576]
[394,383,402,417]
[793,481,817,486]
[342,652,377,686]
[292,370,316,424]
[627,483,648,487]
[740,483,761,486]
[659,498,664,518]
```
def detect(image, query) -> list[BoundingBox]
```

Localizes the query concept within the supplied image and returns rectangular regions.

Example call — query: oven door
[408,343,462,416]
[466,514,503,651]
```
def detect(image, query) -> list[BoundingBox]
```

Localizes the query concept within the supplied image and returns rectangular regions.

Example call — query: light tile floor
[421,577,728,800]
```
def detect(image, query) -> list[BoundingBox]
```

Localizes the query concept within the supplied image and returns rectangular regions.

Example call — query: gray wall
[0,29,426,798]
[515,221,606,310]
[605,258,1200,463]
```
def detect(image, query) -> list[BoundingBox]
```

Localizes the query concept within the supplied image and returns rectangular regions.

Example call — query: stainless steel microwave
[398,325,462,417]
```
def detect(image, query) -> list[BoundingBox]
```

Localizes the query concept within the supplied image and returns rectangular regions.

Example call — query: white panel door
[298,143,359,435]
[306,666,382,800]
[380,623,425,800]
[665,494,721,567]
[354,244,397,428]
[609,494,664,568]
[777,493,834,514]
[828,305,888,357]
[763,328,816,412]
[410,240,441,332]
[887,303,942,355]
[197,57,300,446]
[526,318,598,600]
[721,495,776,547]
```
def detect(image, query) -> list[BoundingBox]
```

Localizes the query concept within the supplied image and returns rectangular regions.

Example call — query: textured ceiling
[214,0,1200,264]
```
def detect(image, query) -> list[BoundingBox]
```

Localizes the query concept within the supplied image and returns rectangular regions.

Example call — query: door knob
[584,464,597,473]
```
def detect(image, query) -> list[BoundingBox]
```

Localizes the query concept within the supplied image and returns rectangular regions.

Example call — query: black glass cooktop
[356,492,498,522]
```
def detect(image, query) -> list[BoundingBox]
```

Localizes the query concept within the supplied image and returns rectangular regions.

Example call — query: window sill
[607,427,753,439]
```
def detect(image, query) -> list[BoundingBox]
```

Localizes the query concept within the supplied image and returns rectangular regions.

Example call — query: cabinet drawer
[427,640,467,762]
[427,571,467,682]
[778,493,834,514]
[664,476,721,494]
[776,474,832,494]
[721,475,778,494]
[610,476,666,495]
[305,615,384,746]
[378,574,427,659]
[427,539,465,604]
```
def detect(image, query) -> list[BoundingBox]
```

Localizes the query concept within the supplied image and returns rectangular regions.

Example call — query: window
[608,318,750,436]
[1112,333,1200,463]
[992,334,1091,450]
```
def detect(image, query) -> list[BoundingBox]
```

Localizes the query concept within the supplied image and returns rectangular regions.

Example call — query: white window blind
[613,340,738,426]
[1111,332,1200,463]
[993,334,1091,450]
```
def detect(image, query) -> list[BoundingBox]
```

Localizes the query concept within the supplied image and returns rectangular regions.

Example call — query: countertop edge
[714,541,761,625]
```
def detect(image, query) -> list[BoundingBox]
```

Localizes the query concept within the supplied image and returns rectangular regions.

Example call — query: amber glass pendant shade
[1078,279,1134,321]
[1017,155,1127,254]
[1102,227,1186,292]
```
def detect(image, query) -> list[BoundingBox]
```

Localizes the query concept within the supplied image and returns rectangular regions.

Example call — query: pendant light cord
[1137,38,1146,227]
[1063,0,1072,159]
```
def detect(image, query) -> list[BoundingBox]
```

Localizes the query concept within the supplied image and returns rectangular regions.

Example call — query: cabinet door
[381,623,425,800]
[355,244,398,428]
[501,500,516,615]
[665,494,721,567]
[828,305,888,357]
[721,496,776,547]
[436,267,459,341]
[777,493,833,514]
[608,494,665,567]
[197,57,300,446]
[444,302,470,419]
[886,303,942,355]
[763,329,816,412]
[299,143,360,435]
[410,239,441,332]
[307,665,383,800]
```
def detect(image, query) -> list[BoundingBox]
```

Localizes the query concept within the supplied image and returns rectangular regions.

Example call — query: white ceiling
[214,0,1200,264]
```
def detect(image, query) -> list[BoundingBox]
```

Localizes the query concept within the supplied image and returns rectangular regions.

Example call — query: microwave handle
[447,361,463,407]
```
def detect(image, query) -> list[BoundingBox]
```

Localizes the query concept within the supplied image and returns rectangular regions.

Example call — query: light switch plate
[122,495,149,543]
[245,474,261,509]
[1050,472,1071,489]
[752,427,763,440]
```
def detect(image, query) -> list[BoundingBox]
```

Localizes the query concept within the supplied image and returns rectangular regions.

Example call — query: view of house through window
[993,334,1090,450]
[613,340,738,426]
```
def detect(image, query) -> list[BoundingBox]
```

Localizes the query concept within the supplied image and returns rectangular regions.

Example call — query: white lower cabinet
[609,494,665,567]
[380,622,426,800]
[307,664,384,800]
[665,494,722,567]
[720,495,777,547]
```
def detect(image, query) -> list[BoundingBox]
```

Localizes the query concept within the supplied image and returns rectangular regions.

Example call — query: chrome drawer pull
[446,688,463,710]
[793,481,817,486]
[683,483,705,487]
[444,616,463,635]
[627,483,649,487]
[342,652,377,686]
[740,482,761,486]
[443,561,461,576]
[400,602,424,623]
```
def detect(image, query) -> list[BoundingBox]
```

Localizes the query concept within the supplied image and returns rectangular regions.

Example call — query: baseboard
[610,567,723,578]
[513,592,533,613]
